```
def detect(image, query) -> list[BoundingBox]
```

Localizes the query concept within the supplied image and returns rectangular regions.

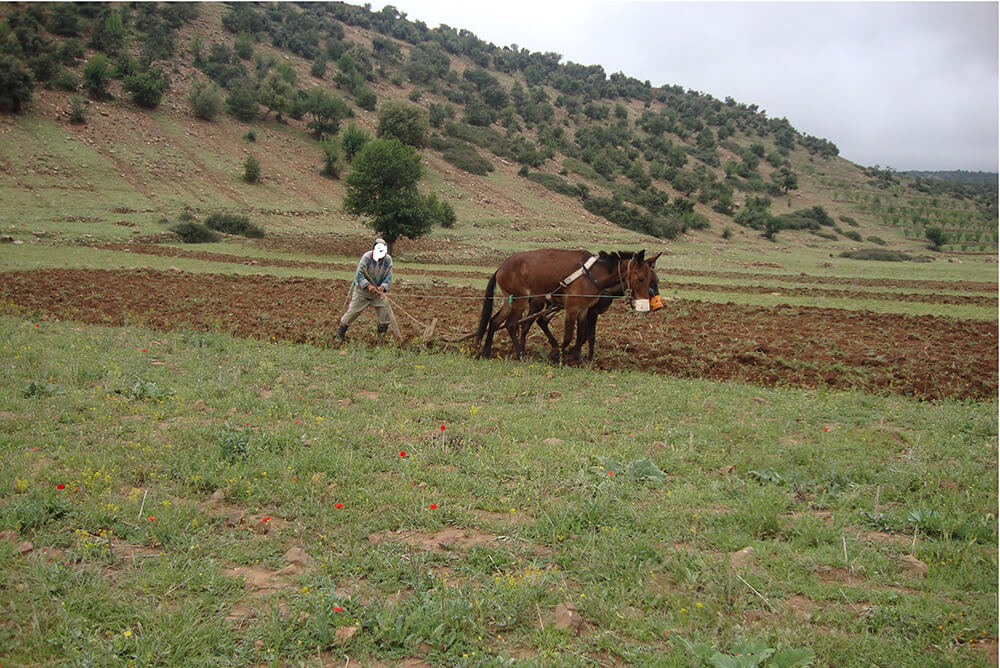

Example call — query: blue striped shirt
[355,250,392,290]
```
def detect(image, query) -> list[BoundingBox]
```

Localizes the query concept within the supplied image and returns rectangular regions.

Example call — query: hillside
[0,1,997,256]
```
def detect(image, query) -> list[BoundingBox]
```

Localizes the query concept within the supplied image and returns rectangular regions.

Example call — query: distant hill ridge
[0,1,996,252]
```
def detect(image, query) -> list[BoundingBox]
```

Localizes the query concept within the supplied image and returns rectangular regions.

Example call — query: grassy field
[1,314,995,666]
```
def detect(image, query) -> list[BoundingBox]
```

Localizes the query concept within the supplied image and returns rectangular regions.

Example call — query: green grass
[1,315,995,666]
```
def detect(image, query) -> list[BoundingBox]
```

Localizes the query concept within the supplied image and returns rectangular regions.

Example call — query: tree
[124,67,169,108]
[925,226,948,251]
[82,54,112,99]
[340,123,371,162]
[88,7,126,55]
[188,79,223,120]
[242,154,260,183]
[0,55,34,113]
[343,138,436,251]
[376,100,429,148]
[258,71,293,120]
[773,164,798,200]
[226,78,259,122]
[304,87,348,139]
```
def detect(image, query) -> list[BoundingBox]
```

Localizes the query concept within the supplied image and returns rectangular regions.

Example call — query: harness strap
[550,255,598,298]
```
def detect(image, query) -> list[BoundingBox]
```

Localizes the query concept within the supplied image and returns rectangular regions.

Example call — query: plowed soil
[1,267,995,401]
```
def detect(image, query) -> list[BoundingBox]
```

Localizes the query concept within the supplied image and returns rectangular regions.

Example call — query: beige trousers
[339,287,391,326]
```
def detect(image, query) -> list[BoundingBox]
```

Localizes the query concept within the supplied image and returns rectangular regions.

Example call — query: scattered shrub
[524,171,577,197]
[203,213,265,238]
[82,54,112,99]
[430,135,493,175]
[169,222,221,243]
[340,124,371,162]
[68,95,86,124]
[839,248,913,262]
[0,55,34,113]
[51,69,79,92]
[319,138,341,179]
[866,235,887,246]
[242,154,260,184]
[189,79,224,120]
[124,67,170,108]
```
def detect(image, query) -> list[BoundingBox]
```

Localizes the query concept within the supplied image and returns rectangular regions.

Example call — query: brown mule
[473,249,661,362]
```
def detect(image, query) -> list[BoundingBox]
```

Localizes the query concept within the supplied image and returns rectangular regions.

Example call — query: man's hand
[366,284,378,294]
[375,286,386,295]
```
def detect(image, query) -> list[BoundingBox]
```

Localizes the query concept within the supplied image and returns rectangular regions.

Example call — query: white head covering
[372,238,387,261]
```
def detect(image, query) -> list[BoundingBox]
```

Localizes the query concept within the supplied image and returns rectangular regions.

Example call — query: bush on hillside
[189,79,224,120]
[170,222,221,243]
[524,171,577,198]
[203,213,265,238]
[242,155,261,184]
[0,55,34,113]
[838,248,913,262]
[430,135,493,176]
[124,67,170,108]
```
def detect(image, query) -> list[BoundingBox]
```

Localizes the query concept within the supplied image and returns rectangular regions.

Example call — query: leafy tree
[242,154,261,183]
[310,55,327,79]
[773,164,798,195]
[258,70,293,119]
[925,226,948,251]
[0,55,33,113]
[320,138,341,178]
[343,138,436,251]
[304,87,348,139]
[124,67,169,108]
[189,79,224,120]
[48,3,81,36]
[340,123,371,162]
[234,32,254,60]
[81,54,112,99]
[226,78,259,122]
[376,100,429,148]
[88,7,127,55]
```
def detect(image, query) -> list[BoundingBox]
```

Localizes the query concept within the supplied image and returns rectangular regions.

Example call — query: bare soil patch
[0,268,994,400]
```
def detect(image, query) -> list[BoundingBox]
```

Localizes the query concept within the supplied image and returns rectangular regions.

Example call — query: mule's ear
[635,249,645,263]
[646,251,662,267]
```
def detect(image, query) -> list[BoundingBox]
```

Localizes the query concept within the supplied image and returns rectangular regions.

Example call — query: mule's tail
[473,271,498,348]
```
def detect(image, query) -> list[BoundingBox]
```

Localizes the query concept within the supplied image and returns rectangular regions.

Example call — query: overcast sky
[385,1,998,172]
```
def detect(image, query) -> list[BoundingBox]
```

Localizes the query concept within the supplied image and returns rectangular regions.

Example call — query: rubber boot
[334,324,348,342]
[376,322,389,339]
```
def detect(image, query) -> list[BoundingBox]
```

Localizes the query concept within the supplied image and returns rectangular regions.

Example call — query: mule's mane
[595,250,638,272]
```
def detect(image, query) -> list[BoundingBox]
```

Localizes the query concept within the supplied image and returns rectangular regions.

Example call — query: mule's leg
[480,302,510,359]
[559,305,580,363]
[537,311,561,362]
[585,311,599,361]
[518,298,544,354]
[566,309,589,363]
[505,299,529,359]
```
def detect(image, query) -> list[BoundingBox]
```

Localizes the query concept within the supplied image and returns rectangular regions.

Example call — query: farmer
[335,238,393,342]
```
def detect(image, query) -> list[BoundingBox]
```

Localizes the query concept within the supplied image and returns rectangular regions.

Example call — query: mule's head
[624,250,663,313]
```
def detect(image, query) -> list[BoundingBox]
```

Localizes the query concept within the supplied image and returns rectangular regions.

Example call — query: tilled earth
[1,266,995,401]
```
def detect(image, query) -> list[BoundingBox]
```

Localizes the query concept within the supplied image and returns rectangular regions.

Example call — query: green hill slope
[1,2,996,255]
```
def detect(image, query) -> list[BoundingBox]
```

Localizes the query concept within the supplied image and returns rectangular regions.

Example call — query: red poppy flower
[429,504,438,510]
[148,516,156,522]
[608,471,615,476]
[262,516,271,522]
[56,483,65,490]
[440,424,446,432]
[333,606,344,612]
[400,450,407,458]
[335,503,343,509]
